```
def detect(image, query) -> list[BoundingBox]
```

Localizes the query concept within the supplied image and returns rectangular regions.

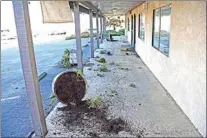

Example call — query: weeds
[96,58,106,63]
[109,61,115,65]
[107,88,118,97]
[129,83,136,88]
[87,97,103,108]
[100,64,108,72]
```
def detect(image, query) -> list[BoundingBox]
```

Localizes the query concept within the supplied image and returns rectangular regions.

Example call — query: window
[152,5,171,56]
[138,13,145,41]
[128,18,130,31]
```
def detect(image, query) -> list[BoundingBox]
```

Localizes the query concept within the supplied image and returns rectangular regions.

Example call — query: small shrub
[129,83,136,88]
[61,49,71,67]
[100,64,108,72]
[96,57,106,63]
[87,97,103,108]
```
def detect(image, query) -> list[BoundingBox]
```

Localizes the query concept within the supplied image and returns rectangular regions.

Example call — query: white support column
[96,13,99,48]
[73,2,83,70]
[89,10,94,58]
[103,17,106,39]
[100,16,103,43]
[12,1,47,136]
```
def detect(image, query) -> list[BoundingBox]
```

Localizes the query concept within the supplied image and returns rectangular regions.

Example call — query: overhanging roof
[90,0,145,16]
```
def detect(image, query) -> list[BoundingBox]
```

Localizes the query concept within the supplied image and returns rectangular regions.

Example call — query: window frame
[138,13,145,41]
[152,4,172,57]
[127,18,130,31]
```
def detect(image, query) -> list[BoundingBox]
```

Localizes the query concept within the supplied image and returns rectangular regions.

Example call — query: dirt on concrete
[53,100,134,137]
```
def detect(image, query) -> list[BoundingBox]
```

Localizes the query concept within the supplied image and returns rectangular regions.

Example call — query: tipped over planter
[52,71,86,105]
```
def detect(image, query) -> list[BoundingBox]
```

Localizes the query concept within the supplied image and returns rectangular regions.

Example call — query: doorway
[131,15,134,46]
[133,14,136,48]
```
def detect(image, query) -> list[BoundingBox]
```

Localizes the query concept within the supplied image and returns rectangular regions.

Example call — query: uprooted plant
[61,49,71,67]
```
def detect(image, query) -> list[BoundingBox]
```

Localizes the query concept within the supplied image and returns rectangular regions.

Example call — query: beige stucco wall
[126,1,206,137]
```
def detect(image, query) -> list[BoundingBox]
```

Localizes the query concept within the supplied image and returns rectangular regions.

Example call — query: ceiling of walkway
[90,0,144,16]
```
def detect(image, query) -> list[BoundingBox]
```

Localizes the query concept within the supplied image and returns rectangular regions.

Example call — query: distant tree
[107,16,124,30]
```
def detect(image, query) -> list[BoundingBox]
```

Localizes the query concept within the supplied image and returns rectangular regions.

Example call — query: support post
[12,1,47,136]
[96,13,99,48]
[100,16,103,43]
[73,2,83,70]
[89,10,94,58]
[103,17,106,39]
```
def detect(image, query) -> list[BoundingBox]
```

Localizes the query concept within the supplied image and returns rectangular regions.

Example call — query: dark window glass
[152,5,171,56]
[152,9,160,49]
[128,18,130,31]
[138,13,145,41]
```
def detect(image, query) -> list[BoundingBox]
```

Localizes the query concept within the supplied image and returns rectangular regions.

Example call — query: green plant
[96,57,106,63]
[76,70,84,81]
[109,61,115,65]
[97,73,104,77]
[61,49,71,67]
[100,64,108,72]
[87,97,103,108]
[107,88,117,97]
[129,83,136,88]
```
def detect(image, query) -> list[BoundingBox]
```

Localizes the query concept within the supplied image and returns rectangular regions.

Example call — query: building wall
[126,1,206,137]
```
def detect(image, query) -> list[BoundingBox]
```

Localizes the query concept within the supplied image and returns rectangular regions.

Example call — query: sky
[1,1,97,36]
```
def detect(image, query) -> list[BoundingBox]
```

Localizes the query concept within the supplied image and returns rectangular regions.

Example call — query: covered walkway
[45,37,201,137]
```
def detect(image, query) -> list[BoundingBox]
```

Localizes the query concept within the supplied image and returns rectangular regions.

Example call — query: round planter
[52,71,86,105]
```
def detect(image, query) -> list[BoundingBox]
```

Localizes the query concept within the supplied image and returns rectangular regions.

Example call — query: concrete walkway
[46,37,201,137]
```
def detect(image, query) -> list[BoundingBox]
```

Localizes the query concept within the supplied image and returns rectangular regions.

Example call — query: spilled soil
[52,100,134,137]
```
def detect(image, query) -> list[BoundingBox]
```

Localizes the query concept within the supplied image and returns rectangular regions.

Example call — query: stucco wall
[126,1,206,137]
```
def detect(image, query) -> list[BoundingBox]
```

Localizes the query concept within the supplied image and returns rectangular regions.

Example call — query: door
[133,14,136,47]
[131,15,134,46]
